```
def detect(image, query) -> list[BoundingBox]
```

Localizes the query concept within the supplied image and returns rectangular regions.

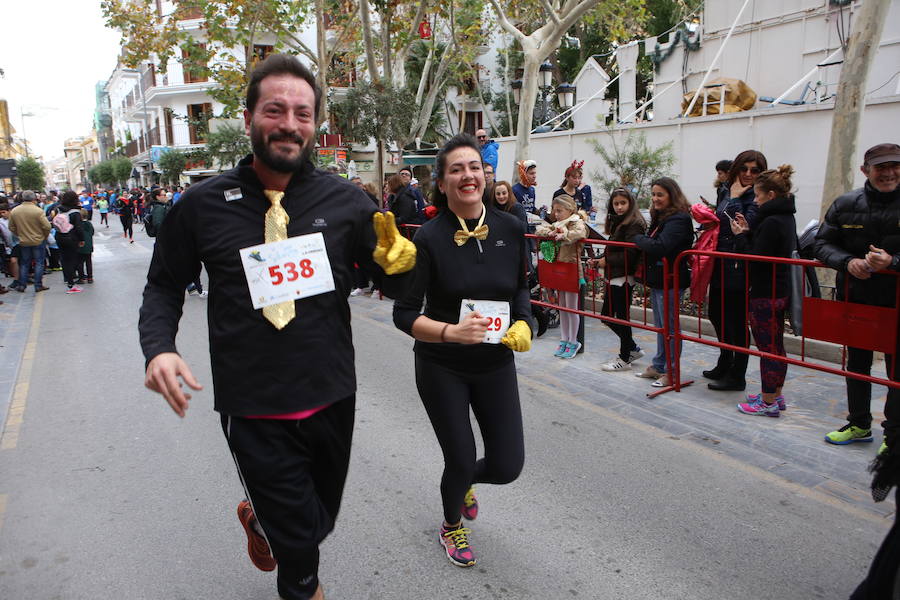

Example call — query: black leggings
[120,215,133,239]
[415,355,524,524]
[57,237,80,287]
[602,282,637,360]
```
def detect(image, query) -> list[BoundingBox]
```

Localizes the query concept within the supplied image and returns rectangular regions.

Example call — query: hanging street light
[539,62,554,88]
[510,79,523,105]
[555,83,576,109]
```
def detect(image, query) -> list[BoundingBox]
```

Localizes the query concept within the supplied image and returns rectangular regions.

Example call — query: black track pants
[221,396,355,600]
[415,356,524,524]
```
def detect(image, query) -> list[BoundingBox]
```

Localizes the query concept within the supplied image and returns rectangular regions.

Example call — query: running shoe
[824,423,873,445]
[237,500,276,572]
[349,288,366,297]
[461,486,478,521]
[635,365,662,379]
[439,524,475,567]
[65,286,83,294]
[553,341,568,357]
[879,440,888,455]
[747,392,786,412]
[560,341,581,359]
[627,348,645,363]
[601,357,631,372]
[737,397,780,417]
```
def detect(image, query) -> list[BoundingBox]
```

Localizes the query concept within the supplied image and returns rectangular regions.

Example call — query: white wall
[493,96,900,230]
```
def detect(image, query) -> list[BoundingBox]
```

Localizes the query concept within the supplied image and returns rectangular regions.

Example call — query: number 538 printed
[240,233,335,309]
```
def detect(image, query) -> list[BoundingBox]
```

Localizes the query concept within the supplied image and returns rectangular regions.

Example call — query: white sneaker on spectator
[601,357,631,372]
[349,288,366,297]
[198,291,208,298]
[627,348,645,363]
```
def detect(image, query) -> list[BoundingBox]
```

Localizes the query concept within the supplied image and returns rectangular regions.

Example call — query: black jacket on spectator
[604,218,646,280]
[734,195,797,299]
[389,186,418,227]
[713,183,759,289]
[634,212,693,289]
[815,182,900,307]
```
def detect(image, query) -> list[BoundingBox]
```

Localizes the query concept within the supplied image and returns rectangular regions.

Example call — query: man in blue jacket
[476,129,498,172]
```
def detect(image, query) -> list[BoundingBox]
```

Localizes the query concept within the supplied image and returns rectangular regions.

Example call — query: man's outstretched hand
[373,211,416,275]
[145,352,203,418]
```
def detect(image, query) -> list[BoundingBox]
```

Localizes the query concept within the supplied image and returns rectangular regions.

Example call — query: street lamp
[511,62,576,132]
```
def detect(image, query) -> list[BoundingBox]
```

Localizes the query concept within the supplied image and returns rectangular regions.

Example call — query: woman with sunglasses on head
[393,133,533,569]
[704,150,768,392]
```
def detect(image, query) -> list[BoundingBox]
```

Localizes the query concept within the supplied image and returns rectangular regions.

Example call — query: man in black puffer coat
[815,143,900,451]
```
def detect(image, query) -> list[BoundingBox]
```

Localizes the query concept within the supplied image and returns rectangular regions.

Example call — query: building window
[463,111,483,135]
[164,108,175,146]
[187,103,212,144]
[251,45,274,68]
[182,43,208,84]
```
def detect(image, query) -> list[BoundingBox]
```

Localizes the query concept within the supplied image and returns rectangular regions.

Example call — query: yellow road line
[1,293,44,450]
[352,309,891,525]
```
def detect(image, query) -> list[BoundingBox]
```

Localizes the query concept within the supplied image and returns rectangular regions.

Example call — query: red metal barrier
[672,249,900,392]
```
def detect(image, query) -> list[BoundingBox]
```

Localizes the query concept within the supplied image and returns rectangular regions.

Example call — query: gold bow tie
[454,224,489,246]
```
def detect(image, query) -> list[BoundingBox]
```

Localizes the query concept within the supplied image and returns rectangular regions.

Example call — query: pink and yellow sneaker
[439,523,476,567]
[461,486,478,521]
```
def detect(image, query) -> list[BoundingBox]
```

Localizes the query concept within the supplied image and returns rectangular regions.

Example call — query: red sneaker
[237,500,276,571]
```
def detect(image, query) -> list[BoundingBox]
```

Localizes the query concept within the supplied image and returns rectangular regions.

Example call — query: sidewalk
[0,277,42,435]
[352,296,895,520]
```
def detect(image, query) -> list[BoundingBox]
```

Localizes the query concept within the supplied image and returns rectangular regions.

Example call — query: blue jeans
[650,287,685,374]
[17,243,46,290]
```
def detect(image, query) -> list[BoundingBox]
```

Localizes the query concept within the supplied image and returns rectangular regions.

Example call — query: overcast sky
[1,0,122,161]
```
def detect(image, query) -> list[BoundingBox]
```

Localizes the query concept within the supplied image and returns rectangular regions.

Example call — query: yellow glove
[372,211,416,275]
[501,320,532,352]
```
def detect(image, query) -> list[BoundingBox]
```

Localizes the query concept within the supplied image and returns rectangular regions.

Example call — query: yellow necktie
[262,190,295,330]
[454,205,489,246]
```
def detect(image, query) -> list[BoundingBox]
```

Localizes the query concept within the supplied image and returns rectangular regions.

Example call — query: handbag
[538,259,579,292]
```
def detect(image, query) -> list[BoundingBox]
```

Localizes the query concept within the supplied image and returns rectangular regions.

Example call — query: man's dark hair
[715,159,732,172]
[399,166,413,176]
[246,53,321,119]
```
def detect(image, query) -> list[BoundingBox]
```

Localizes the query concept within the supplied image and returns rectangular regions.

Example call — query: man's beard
[250,123,313,173]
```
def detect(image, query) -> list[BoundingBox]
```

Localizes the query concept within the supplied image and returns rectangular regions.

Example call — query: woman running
[393,133,533,568]
[117,193,135,243]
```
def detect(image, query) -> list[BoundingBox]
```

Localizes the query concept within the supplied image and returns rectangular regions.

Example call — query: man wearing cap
[816,143,900,450]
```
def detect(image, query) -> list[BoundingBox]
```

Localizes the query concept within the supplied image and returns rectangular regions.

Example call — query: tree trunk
[314,0,329,125]
[359,0,379,81]
[514,53,541,165]
[376,140,385,203]
[380,5,393,84]
[503,42,514,138]
[819,0,889,220]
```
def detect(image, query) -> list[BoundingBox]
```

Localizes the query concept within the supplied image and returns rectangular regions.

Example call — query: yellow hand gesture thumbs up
[372,211,416,275]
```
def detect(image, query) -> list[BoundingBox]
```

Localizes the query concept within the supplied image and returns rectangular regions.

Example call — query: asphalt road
[0,225,893,600]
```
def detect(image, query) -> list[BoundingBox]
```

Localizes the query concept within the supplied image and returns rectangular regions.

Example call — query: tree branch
[486,0,527,45]
[540,0,562,26]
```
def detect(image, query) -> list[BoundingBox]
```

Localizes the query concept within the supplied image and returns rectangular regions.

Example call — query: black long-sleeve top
[393,205,533,372]
[733,195,797,299]
[138,155,397,416]
[633,212,693,289]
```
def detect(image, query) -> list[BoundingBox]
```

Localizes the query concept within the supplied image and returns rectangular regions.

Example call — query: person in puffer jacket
[815,143,900,450]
